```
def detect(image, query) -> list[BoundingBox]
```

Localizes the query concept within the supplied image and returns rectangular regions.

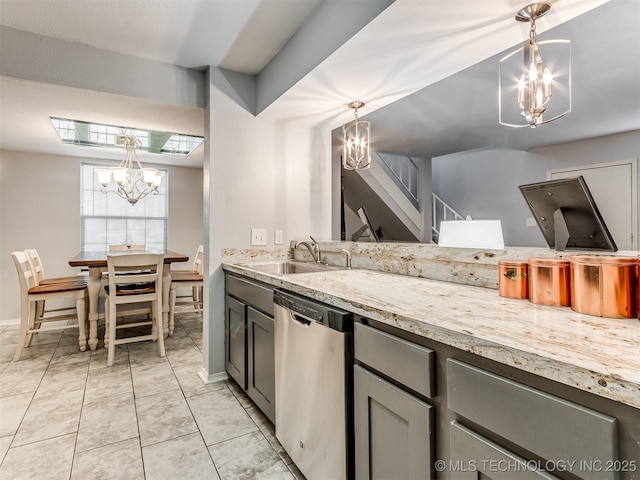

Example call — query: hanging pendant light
[342,101,371,170]
[95,134,163,205]
[499,3,571,128]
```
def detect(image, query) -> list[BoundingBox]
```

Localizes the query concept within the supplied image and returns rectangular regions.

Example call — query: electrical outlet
[251,228,268,246]
[275,230,283,245]
[526,217,537,227]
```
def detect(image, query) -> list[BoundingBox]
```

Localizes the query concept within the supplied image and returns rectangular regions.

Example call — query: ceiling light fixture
[499,3,571,128]
[342,101,371,170]
[95,134,163,205]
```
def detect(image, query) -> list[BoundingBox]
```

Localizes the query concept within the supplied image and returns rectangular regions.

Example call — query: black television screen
[519,176,617,251]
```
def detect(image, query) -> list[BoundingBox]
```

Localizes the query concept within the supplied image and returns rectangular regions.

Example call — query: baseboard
[0,318,20,326]
[198,367,228,384]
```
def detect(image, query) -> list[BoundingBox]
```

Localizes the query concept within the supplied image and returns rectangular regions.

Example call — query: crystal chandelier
[499,3,571,128]
[95,134,163,205]
[342,101,371,170]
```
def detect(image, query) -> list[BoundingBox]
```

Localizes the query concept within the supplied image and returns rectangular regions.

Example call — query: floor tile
[127,340,170,367]
[10,343,57,367]
[172,365,227,398]
[142,432,220,480]
[0,362,46,398]
[187,387,258,446]
[0,344,16,364]
[0,435,11,463]
[209,431,293,480]
[131,361,180,398]
[12,388,84,446]
[166,344,203,367]
[36,361,89,398]
[84,363,133,403]
[227,378,255,409]
[0,432,76,480]
[136,389,198,447]
[0,392,33,437]
[49,342,91,367]
[71,437,144,479]
[246,406,292,465]
[89,345,130,370]
[76,391,138,453]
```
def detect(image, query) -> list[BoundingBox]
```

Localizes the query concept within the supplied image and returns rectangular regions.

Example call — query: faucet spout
[295,237,321,263]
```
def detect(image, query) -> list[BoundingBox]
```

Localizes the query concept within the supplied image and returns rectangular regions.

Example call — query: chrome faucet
[341,249,352,270]
[295,236,321,263]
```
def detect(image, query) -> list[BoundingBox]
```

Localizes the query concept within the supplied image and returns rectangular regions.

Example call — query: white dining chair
[104,253,165,366]
[24,248,88,326]
[11,251,88,361]
[169,245,203,335]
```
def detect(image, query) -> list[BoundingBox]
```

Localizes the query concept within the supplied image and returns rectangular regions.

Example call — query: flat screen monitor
[519,176,617,251]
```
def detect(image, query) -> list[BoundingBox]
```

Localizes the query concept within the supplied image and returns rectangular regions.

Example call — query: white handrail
[432,193,464,240]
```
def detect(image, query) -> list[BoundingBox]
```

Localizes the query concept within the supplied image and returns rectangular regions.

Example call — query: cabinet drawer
[450,421,560,480]
[447,359,618,480]
[355,323,435,398]
[226,274,274,316]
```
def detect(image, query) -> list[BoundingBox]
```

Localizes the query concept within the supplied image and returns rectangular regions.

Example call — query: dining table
[69,250,189,350]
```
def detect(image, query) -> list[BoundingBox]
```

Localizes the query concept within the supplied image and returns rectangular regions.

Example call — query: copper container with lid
[498,261,529,299]
[528,258,571,307]
[570,255,638,318]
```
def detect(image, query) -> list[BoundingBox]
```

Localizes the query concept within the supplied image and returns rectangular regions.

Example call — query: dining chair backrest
[106,253,163,305]
[12,251,38,298]
[109,244,145,252]
[24,248,46,285]
[193,245,204,274]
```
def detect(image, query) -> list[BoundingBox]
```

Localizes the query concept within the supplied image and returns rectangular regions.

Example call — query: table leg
[162,266,171,338]
[87,267,101,350]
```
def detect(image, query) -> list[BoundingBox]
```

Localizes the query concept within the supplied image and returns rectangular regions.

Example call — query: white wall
[0,149,203,322]
[202,69,332,379]
[432,130,640,247]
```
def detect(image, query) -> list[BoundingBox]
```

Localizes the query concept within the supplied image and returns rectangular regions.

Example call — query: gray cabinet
[354,323,435,480]
[247,306,275,422]
[225,294,246,389]
[225,273,276,423]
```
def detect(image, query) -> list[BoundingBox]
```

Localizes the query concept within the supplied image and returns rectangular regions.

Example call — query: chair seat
[171,271,203,282]
[28,281,88,294]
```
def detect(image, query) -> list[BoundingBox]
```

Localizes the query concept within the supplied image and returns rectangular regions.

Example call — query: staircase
[431,193,465,243]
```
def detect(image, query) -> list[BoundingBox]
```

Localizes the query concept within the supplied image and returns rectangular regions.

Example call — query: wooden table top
[69,250,189,268]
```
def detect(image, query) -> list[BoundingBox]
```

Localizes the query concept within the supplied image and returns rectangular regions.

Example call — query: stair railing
[432,193,464,241]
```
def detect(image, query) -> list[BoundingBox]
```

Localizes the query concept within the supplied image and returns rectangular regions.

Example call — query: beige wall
[0,149,203,322]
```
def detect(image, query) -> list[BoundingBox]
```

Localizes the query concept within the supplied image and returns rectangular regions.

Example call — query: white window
[80,163,168,252]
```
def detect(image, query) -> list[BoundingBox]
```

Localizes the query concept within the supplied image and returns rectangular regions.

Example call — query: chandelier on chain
[499,2,571,128]
[342,101,371,170]
[96,134,163,205]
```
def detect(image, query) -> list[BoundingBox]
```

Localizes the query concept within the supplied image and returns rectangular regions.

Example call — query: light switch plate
[275,230,283,245]
[526,217,537,227]
[251,228,268,246]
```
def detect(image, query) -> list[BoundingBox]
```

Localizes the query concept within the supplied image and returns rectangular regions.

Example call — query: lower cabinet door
[354,365,434,480]
[225,295,247,389]
[450,421,561,480]
[247,306,275,423]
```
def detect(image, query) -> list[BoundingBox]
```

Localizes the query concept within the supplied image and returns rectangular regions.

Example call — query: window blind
[80,163,168,251]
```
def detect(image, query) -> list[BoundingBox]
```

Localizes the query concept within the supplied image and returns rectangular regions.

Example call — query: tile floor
[0,312,305,480]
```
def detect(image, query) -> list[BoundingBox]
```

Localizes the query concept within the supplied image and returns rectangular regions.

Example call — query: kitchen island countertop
[223,262,640,410]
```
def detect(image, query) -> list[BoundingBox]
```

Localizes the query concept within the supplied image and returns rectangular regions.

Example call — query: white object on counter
[438,220,505,249]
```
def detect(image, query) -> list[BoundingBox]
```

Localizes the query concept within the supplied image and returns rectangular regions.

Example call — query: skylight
[50,117,203,156]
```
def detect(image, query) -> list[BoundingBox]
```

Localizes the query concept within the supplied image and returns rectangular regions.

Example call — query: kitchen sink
[239,260,339,275]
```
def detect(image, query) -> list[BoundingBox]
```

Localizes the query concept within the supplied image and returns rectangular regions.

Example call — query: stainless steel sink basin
[240,260,339,275]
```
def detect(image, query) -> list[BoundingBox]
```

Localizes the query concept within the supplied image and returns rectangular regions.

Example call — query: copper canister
[498,261,529,299]
[570,255,638,318]
[528,258,571,307]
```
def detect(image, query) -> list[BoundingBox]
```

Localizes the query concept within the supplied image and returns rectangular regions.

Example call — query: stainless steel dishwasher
[273,289,354,480]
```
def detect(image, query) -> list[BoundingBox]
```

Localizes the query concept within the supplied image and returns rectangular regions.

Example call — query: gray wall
[431,130,640,247]
[0,149,203,322]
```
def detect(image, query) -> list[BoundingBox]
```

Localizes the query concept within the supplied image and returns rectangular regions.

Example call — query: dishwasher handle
[292,313,313,327]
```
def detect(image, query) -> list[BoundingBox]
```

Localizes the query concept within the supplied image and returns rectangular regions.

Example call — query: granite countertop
[223,261,640,410]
